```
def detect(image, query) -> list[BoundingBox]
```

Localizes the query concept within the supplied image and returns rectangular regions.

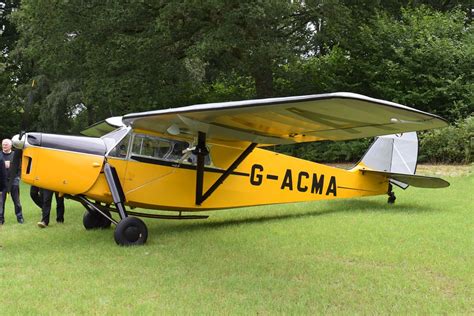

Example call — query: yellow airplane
[12,92,449,245]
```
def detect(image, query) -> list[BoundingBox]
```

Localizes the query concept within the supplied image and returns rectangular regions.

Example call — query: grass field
[0,165,472,314]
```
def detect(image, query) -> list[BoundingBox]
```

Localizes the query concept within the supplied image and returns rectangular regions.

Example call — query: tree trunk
[253,63,274,98]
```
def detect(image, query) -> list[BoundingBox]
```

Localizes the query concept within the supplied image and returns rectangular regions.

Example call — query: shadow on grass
[150,198,442,236]
[6,199,441,248]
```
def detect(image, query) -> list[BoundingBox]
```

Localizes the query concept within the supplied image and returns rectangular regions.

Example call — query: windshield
[129,133,212,165]
[102,127,131,153]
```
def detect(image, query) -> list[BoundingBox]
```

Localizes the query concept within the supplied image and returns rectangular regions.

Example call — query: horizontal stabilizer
[360,169,450,188]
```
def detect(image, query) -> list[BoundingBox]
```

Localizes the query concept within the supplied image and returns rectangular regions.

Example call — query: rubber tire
[83,211,102,230]
[114,217,148,246]
[98,209,112,229]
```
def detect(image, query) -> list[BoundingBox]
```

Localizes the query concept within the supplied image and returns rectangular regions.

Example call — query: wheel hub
[124,226,140,242]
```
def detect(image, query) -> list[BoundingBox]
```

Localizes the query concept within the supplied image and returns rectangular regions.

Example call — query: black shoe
[17,218,24,224]
[57,220,64,224]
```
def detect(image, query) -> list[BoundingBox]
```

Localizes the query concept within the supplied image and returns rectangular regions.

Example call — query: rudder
[358,132,418,189]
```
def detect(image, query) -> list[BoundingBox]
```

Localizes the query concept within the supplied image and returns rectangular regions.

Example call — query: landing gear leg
[387,183,396,204]
[104,162,148,246]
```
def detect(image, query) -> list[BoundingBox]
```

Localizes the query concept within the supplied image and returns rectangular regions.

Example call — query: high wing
[122,92,447,146]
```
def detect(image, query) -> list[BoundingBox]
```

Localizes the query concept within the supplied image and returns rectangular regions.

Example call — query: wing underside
[122,92,447,146]
[81,116,125,137]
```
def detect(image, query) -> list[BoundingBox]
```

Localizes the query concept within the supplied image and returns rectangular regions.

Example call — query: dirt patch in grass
[415,164,472,177]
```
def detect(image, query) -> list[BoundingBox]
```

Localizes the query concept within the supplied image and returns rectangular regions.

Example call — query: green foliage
[0,63,22,139]
[11,0,205,131]
[275,138,372,163]
[273,5,473,163]
[0,0,471,167]
[419,116,474,163]
[345,6,473,122]
[274,46,359,97]
[196,72,256,103]
[0,1,23,138]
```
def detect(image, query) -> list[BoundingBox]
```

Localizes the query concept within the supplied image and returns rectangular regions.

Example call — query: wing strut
[194,132,209,205]
[195,131,257,205]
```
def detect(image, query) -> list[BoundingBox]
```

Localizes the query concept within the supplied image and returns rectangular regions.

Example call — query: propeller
[8,132,25,192]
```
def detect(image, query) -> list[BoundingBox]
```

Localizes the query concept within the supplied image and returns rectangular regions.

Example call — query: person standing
[0,139,24,224]
[30,185,42,209]
[0,157,6,212]
[31,186,65,228]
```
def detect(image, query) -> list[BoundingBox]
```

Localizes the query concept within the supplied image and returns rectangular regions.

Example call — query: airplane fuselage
[18,130,388,212]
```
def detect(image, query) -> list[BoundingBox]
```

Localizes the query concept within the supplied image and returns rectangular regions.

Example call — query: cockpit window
[167,141,189,161]
[128,133,213,166]
[102,127,130,153]
[108,134,130,158]
[132,134,171,159]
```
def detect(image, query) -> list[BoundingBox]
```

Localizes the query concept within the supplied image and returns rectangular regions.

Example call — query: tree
[0,0,22,138]
[154,1,320,99]
[9,0,473,138]
[12,0,203,132]
[345,6,473,121]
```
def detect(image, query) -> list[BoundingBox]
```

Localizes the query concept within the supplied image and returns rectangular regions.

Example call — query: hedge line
[419,116,473,164]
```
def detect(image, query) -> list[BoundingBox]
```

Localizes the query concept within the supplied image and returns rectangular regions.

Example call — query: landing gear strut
[103,162,148,246]
[387,183,396,204]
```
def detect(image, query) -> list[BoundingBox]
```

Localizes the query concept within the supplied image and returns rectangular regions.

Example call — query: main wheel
[83,208,112,230]
[98,209,112,229]
[83,210,102,230]
[114,217,148,246]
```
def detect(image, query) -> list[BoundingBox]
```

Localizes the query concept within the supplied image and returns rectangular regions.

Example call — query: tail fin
[360,132,418,175]
[356,132,448,189]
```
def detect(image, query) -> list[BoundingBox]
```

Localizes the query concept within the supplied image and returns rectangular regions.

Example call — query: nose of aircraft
[13,132,107,156]
[12,133,26,149]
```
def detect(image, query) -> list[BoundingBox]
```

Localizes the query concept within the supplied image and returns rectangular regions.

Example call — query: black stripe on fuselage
[129,155,250,177]
[27,133,106,156]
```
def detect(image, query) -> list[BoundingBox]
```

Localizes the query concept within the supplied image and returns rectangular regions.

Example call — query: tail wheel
[114,217,148,246]
[387,183,396,204]
[387,194,396,204]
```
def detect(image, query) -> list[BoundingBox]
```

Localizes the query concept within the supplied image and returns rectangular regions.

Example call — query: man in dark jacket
[0,157,6,203]
[0,138,24,224]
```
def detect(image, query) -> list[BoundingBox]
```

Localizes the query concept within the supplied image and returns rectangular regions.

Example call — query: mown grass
[0,166,472,314]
